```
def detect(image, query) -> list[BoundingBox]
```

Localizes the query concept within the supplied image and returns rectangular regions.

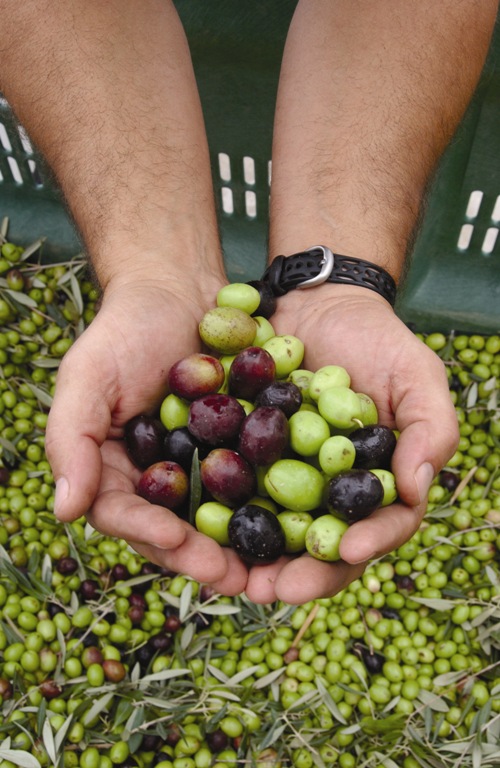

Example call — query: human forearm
[0,0,223,291]
[269,0,498,281]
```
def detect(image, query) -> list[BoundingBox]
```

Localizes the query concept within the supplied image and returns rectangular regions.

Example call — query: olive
[254,380,303,417]
[353,643,385,674]
[164,427,206,471]
[124,415,167,469]
[439,470,460,491]
[80,579,100,601]
[327,469,384,524]
[349,425,397,470]
[246,279,278,319]
[56,556,78,575]
[228,504,286,565]
[381,607,401,620]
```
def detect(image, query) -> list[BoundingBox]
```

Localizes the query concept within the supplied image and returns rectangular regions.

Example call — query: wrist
[91,240,226,306]
[259,246,397,308]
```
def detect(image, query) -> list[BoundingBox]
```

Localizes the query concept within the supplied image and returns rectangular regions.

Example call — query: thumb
[45,351,112,522]
[390,348,459,507]
[392,416,459,508]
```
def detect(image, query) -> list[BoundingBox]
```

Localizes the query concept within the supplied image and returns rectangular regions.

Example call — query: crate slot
[7,156,23,184]
[481,226,499,254]
[17,125,34,155]
[491,194,500,223]
[457,223,474,251]
[243,156,255,186]
[27,159,44,189]
[245,190,257,218]
[218,152,231,182]
[0,122,12,152]
[465,189,484,219]
[221,186,234,215]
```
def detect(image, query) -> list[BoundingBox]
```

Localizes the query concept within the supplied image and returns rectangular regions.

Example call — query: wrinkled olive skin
[255,381,303,418]
[228,504,286,565]
[327,469,384,524]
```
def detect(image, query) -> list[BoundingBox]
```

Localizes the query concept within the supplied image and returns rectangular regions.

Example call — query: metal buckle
[296,246,335,289]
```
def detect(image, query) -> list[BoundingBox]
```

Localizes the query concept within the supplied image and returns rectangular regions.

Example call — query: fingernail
[415,462,434,503]
[54,477,69,517]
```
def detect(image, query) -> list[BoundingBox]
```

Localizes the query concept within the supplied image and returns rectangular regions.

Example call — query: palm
[243,288,458,605]
[47,280,250,595]
[271,289,421,427]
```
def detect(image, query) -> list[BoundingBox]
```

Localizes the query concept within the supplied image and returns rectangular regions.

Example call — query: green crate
[1,0,499,333]
[396,18,500,335]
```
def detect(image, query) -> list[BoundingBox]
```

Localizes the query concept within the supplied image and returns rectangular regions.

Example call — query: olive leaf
[80,692,115,727]
[41,719,57,765]
[4,288,38,309]
[253,667,285,689]
[466,382,479,409]
[53,714,74,753]
[410,597,457,611]
[18,238,45,261]
[0,750,41,768]
[257,721,288,750]
[179,581,193,622]
[417,690,450,713]
[188,448,201,527]
[24,382,53,408]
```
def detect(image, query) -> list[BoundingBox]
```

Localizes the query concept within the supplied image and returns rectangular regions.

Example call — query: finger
[339,500,427,564]
[244,557,292,605]
[100,440,142,484]
[273,555,366,605]
[393,418,457,507]
[46,346,113,522]
[87,489,187,550]
[391,350,459,507]
[129,528,246,587]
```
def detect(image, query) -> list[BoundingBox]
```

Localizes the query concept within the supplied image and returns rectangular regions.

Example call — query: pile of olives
[126,284,398,565]
[1,231,500,768]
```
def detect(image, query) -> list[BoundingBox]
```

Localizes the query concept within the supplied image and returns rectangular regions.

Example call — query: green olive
[305,515,348,561]
[264,459,324,512]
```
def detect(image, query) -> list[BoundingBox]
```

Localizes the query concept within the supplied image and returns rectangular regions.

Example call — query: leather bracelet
[260,246,397,307]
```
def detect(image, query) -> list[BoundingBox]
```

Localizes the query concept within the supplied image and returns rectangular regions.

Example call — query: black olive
[228,504,286,564]
[395,575,416,593]
[124,415,167,469]
[439,470,460,492]
[349,425,397,470]
[246,279,278,319]
[163,427,207,471]
[254,381,303,417]
[327,469,384,524]
[353,643,386,674]
[381,607,401,620]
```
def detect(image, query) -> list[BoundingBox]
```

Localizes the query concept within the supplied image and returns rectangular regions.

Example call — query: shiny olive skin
[124,415,167,469]
[349,425,397,470]
[228,504,286,565]
[164,427,207,471]
[327,469,384,524]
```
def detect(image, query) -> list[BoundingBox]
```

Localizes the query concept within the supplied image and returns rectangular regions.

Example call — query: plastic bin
[1,0,499,333]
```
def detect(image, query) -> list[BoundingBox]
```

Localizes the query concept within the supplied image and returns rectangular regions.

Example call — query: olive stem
[449,464,478,505]
[290,602,320,649]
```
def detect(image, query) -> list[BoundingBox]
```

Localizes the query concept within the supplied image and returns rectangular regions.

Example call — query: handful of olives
[125,283,398,565]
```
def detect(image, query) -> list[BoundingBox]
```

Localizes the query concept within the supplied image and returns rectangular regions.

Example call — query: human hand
[45,275,249,596]
[244,285,459,605]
